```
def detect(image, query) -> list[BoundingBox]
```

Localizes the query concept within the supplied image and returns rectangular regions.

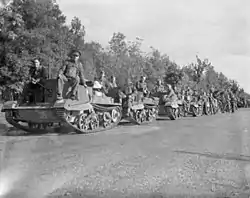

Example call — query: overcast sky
[58,0,250,92]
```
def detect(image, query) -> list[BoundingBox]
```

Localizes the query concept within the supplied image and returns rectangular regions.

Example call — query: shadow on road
[0,125,80,137]
[0,121,139,137]
[173,150,250,162]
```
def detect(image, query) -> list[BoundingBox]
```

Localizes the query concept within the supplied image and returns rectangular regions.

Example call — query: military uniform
[99,76,110,94]
[135,79,149,100]
[23,65,48,102]
[29,66,48,83]
[184,91,191,102]
[162,85,178,104]
[109,76,118,89]
[192,91,199,103]
[124,83,137,96]
[152,83,165,99]
[136,81,147,92]
[154,84,165,93]
[123,82,137,116]
[109,81,117,89]
[228,90,235,101]
[57,57,85,100]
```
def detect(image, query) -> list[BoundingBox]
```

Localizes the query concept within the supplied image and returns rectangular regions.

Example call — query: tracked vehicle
[151,92,180,120]
[1,79,122,134]
[121,92,158,125]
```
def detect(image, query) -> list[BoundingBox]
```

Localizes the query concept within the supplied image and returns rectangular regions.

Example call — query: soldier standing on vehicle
[123,79,137,116]
[135,75,149,97]
[57,50,86,101]
[23,58,48,102]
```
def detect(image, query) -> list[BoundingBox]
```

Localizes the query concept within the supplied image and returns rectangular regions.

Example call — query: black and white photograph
[0,0,250,197]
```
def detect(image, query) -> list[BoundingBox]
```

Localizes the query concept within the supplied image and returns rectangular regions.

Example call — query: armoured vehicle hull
[1,79,122,134]
[121,92,158,125]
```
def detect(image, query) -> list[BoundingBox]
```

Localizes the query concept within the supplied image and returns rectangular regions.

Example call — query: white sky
[57,0,249,92]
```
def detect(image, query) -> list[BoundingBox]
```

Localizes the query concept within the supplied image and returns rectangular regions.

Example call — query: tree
[108,32,127,56]
[192,55,210,84]
[0,0,248,97]
[70,16,85,51]
[0,0,83,89]
[164,63,184,87]
[203,65,219,90]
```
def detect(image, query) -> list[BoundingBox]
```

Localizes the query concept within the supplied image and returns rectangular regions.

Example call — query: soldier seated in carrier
[107,75,125,103]
[98,70,110,95]
[92,77,104,96]
[152,79,165,97]
[161,84,178,104]
[22,58,48,103]
[56,50,86,101]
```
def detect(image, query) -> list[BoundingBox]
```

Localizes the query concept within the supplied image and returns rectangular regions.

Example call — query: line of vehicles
[1,78,239,135]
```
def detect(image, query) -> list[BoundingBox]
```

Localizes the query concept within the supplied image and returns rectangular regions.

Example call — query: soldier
[173,85,178,94]
[151,79,165,98]
[180,89,186,101]
[228,88,236,110]
[57,50,86,101]
[123,79,137,116]
[98,70,110,94]
[124,79,137,96]
[107,75,122,103]
[154,79,165,93]
[243,96,247,108]
[109,75,117,89]
[162,84,178,103]
[23,58,48,102]
[185,86,193,102]
[208,92,215,114]
[135,75,149,97]
[192,89,199,103]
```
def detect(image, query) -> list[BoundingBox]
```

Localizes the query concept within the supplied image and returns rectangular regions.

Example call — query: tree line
[0,0,249,99]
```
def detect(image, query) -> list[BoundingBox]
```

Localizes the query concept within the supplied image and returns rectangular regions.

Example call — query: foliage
[0,0,249,99]
[164,63,184,87]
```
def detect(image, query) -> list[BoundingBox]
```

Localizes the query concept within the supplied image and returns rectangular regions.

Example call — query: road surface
[0,109,250,198]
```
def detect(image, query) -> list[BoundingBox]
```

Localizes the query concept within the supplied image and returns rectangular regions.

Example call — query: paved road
[1,109,250,198]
